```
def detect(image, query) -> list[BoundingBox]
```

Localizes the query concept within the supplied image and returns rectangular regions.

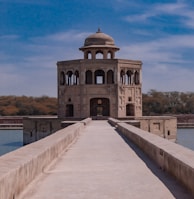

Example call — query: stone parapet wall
[108,116,177,141]
[113,120,194,197]
[108,118,120,126]
[80,117,92,125]
[137,116,177,140]
[0,121,87,199]
[23,116,62,145]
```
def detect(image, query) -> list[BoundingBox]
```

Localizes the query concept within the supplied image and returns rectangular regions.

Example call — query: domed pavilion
[57,29,142,119]
[79,28,119,59]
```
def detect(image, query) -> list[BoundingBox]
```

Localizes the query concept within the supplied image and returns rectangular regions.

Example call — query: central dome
[79,29,120,59]
[84,28,115,46]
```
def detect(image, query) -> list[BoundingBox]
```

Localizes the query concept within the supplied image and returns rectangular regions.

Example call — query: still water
[176,128,194,151]
[0,129,23,156]
[0,128,194,156]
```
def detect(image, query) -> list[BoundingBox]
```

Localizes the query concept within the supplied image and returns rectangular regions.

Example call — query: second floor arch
[134,71,140,85]
[107,70,114,84]
[59,70,80,86]
[95,69,105,84]
[120,69,141,85]
[86,70,93,84]
[60,71,65,85]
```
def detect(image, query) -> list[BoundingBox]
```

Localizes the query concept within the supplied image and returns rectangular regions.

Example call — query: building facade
[23,30,177,145]
[57,29,142,119]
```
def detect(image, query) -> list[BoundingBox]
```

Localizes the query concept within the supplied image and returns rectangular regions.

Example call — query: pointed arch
[95,50,103,59]
[107,70,114,84]
[107,51,114,59]
[60,71,65,85]
[120,70,125,84]
[86,51,92,59]
[74,70,79,85]
[134,71,140,85]
[95,70,105,84]
[126,70,133,85]
[86,70,93,84]
[66,71,73,85]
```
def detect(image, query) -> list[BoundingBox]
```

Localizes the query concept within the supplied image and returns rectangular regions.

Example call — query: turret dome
[79,29,119,59]
[84,28,115,46]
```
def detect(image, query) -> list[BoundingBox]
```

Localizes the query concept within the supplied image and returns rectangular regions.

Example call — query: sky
[1,0,194,97]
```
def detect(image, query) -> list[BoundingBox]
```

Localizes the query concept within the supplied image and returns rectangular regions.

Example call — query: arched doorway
[66,104,74,117]
[126,104,134,116]
[90,98,110,116]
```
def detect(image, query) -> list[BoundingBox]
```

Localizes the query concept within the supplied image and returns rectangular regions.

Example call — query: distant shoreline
[177,123,194,128]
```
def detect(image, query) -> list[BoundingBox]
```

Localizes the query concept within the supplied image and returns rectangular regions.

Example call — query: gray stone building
[57,29,142,119]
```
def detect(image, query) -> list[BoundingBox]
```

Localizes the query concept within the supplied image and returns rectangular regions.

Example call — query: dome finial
[97,27,101,33]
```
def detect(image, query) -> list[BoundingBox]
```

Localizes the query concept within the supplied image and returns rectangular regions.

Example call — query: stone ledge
[0,121,86,199]
[115,121,194,197]
[80,117,92,125]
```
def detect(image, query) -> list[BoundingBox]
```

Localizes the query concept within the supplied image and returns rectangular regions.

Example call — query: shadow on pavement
[115,128,193,199]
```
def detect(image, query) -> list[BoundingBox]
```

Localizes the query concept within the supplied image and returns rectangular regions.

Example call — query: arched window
[134,71,140,85]
[74,70,79,85]
[66,71,73,85]
[86,51,92,59]
[120,70,125,84]
[95,70,105,84]
[95,50,103,59]
[107,70,114,84]
[86,70,93,84]
[60,71,65,85]
[126,70,133,85]
[107,51,113,59]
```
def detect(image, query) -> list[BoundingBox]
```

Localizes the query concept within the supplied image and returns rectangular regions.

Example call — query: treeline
[1,91,194,116]
[0,96,57,116]
[143,90,194,115]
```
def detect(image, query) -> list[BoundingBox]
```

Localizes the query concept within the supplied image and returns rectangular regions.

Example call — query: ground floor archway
[126,104,134,116]
[90,98,110,116]
[66,104,74,117]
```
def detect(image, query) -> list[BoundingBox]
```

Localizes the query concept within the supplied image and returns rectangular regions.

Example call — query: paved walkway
[19,121,192,199]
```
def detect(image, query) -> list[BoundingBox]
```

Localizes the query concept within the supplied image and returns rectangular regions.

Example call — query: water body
[0,129,23,156]
[0,128,194,156]
[176,128,194,151]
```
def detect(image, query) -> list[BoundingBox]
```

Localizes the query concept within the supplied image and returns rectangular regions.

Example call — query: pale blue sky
[1,0,194,96]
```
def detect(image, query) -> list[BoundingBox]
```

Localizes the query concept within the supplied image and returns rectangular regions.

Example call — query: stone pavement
[19,121,192,199]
